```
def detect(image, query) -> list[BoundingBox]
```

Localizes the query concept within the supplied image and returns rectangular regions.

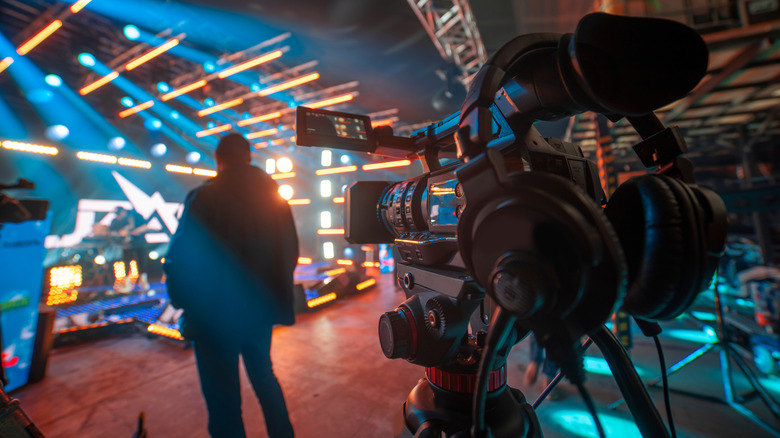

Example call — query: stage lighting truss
[406,0,487,85]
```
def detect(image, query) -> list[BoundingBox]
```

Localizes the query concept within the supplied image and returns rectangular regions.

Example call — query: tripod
[608,280,780,437]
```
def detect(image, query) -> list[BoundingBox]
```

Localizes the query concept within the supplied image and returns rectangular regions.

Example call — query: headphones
[455,13,727,325]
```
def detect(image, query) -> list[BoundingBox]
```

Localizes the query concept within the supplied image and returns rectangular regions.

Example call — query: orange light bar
[271,172,296,180]
[17,20,62,55]
[69,0,92,13]
[362,261,374,268]
[270,139,285,146]
[297,257,313,265]
[307,292,337,308]
[118,100,154,118]
[196,124,231,138]
[325,267,346,276]
[258,72,319,97]
[0,57,13,74]
[360,246,373,251]
[193,168,217,177]
[79,71,119,95]
[237,111,281,127]
[336,259,354,266]
[197,98,243,117]
[77,151,116,164]
[333,197,345,204]
[118,158,152,169]
[363,159,412,171]
[246,128,278,139]
[161,79,207,101]
[371,119,394,128]
[165,164,193,174]
[2,140,58,155]
[315,165,357,176]
[308,93,354,109]
[147,324,184,340]
[317,229,345,235]
[356,278,376,290]
[254,143,267,149]
[217,50,283,79]
[125,38,180,71]
[288,198,311,205]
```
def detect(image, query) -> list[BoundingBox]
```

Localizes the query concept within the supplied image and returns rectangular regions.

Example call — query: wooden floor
[14,273,780,437]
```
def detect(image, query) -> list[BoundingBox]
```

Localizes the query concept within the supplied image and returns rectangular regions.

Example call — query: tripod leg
[608,342,716,410]
[726,344,780,419]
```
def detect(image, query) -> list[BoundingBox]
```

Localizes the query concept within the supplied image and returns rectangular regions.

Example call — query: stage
[12,274,779,437]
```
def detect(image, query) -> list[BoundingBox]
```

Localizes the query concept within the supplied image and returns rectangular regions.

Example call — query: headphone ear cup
[604,175,707,320]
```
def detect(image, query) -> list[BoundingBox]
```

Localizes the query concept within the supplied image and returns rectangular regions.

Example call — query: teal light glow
[759,378,780,394]
[78,53,96,67]
[121,97,134,108]
[170,111,180,119]
[108,136,126,150]
[666,329,718,344]
[27,89,54,103]
[186,151,201,163]
[204,98,215,107]
[583,356,645,377]
[157,82,170,93]
[144,118,162,130]
[45,125,69,141]
[203,61,216,73]
[123,25,141,40]
[207,121,216,129]
[151,143,167,157]
[44,74,62,87]
[250,83,261,92]
[547,409,642,438]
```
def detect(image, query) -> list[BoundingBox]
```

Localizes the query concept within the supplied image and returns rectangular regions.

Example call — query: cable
[576,381,607,438]
[653,334,677,438]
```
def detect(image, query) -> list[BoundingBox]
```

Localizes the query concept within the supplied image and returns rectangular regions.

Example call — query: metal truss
[406,0,487,85]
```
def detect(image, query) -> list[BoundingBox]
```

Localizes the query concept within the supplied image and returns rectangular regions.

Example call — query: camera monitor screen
[295,106,375,152]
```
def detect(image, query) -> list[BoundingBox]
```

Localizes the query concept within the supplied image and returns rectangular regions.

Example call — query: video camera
[296,12,728,438]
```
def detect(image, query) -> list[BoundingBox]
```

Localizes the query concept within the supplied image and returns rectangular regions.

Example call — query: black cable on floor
[653,334,677,438]
[576,381,606,438]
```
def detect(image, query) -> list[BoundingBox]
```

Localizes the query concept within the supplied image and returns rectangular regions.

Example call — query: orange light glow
[246,128,278,139]
[315,165,357,176]
[270,139,285,146]
[3,140,58,155]
[118,158,152,169]
[77,151,117,164]
[161,79,207,101]
[271,172,296,180]
[307,94,354,109]
[79,71,119,95]
[69,0,92,13]
[125,38,180,71]
[254,143,267,149]
[118,100,154,118]
[362,159,412,171]
[147,324,184,340]
[237,111,282,127]
[325,268,346,276]
[362,261,374,268]
[356,278,376,290]
[307,292,337,308]
[47,265,81,306]
[17,20,62,55]
[165,164,193,174]
[196,124,231,138]
[258,72,319,96]
[317,229,345,235]
[333,197,345,204]
[336,259,354,266]
[371,119,394,128]
[0,57,13,74]
[297,257,313,265]
[198,98,243,117]
[288,199,311,205]
[193,168,217,177]
[217,50,283,79]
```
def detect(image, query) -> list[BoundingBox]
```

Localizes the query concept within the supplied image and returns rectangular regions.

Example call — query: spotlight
[207,121,216,129]
[151,143,167,157]
[123,25,141,41]
[277,157,293,173]
[45,125,69,141]
[148,250,160,260]
[44,74,62,87]
[204,98,215,107]
[242,112,252,119]
[278,184,294,200]
[203,61,216,73]
[144,118,163,130]
[157,82,170,93]
[265,158,276,174]
[343,247,354,258]
[321,150,332,166]
[108,136,126,150]
[170,111,180,119]
[78,52,96,67]
[320,211,332,228]
[121,96,134,107]
[320,180,332,197]
[186,151,201,163]
[323,242,335,259]
[251,84,261,92]
[340,154,351,165]
[94,254,106,265]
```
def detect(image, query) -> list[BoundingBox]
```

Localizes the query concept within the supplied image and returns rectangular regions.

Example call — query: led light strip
[198,98,244,117]
[237,111,281,127]
[288,199,311,205]
[217,50,283,79]
[258,72,319,97]
[2,140,58,155]
[362,159,412,170]
[0,57,13,74]
[79,71,120,95]
[246,128,278,139]
[17,20,62,55]
[308,93,354,109]
[270,172,296,180]
[315,165,357,176]
[118,100,154,118]
[196,124,231,138]
[307,292,337,308]
[125,38,180,71]
[356,278,376,290]
[317,229,345,235]
[161,80,207,101]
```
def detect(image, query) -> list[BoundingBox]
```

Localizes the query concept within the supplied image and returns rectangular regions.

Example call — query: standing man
[165,133,298,438]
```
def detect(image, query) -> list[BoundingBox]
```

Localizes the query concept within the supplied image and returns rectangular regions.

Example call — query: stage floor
[14,273,780,437]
